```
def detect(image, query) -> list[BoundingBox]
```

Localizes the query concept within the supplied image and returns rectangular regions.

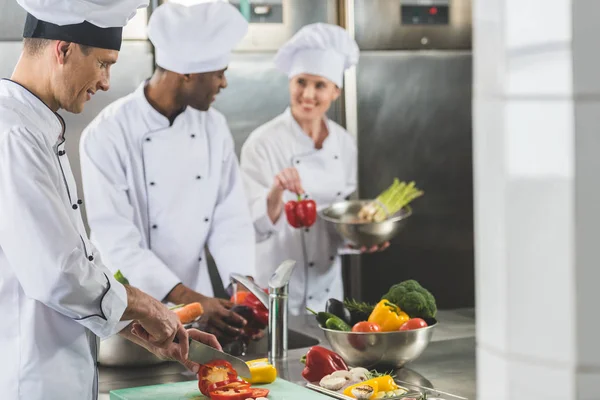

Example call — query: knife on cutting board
[175,336,251,377]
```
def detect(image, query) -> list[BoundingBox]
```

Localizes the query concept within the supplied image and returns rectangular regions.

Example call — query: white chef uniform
[240,23,360,315]
[79,1,255,301]
[0,2,147,399]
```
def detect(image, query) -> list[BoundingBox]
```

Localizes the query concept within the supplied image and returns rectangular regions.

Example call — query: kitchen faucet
[230,259,296,363]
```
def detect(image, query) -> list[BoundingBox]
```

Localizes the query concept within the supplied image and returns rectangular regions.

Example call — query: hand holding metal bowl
[319,179,423,248]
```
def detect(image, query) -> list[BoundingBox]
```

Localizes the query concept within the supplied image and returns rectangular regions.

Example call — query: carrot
[174,302,204,324]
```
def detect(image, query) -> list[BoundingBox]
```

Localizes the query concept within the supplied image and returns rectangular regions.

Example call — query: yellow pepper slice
[239,358,277,384]
[367,300,409,332]
[343,380,379,399]
[368,375,398,392]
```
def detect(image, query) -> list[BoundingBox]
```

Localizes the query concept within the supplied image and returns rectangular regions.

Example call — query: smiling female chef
[79,1,256,341]
[240,24,388,316]
[0,1,223,399]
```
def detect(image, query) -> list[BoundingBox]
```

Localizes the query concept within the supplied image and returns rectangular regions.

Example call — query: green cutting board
[110,378,332,400]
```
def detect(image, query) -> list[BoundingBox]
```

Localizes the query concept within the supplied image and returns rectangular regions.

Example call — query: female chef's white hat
[147,1,248,75]
[17,0,148,51]
[274,23,359,88]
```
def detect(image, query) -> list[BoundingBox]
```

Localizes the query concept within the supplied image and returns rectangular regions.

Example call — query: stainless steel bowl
[319,200,412,247]
[321,320,437,369]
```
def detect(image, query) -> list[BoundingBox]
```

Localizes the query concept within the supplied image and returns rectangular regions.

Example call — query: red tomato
[208,387,253,400]
[198,360,238,396]
[352,321,382,333]
[249,388,270,398]
[399,318,428,331]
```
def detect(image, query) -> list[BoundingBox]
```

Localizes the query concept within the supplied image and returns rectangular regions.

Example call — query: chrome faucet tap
[230,259,296,363]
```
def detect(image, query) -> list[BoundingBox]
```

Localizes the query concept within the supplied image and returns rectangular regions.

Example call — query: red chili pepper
[300,345,348,383]
[285,195,317,228]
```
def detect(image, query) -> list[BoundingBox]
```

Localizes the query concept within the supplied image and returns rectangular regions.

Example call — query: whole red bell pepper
[285,195,317,228]
[242,293,269,327]
[300,345,348,383]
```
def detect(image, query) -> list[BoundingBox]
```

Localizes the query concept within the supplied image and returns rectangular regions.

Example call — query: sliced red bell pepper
[249,388,270,398]
[285,195,317,228]
[301,345,348,383]
[208,387,253,400]
[198,360,238,396]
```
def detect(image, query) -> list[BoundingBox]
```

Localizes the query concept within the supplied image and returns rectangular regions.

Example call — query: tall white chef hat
[147,1,248,75]
[18,0,149,51]
[274,23,359,88]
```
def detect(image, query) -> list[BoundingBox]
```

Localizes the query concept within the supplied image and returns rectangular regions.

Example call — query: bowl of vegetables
[311,280,438,369]
[319,179,423,247]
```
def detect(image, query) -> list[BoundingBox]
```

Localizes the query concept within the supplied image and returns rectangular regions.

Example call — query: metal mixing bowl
[321,319,437,369]
[319,200,412,247]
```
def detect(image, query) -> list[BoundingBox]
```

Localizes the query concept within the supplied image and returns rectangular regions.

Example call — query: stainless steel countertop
[99,311,476,399]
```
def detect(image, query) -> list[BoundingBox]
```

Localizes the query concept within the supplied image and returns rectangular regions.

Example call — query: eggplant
[349,310,371,326]
[325,298,352,326]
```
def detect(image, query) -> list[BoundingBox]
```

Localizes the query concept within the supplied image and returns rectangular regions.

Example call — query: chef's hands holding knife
[119,285,221,374]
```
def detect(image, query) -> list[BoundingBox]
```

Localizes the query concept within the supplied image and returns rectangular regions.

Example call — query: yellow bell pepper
[368,375,398,392]
[367,300,409,332]
[239,358,277,384]
[343,380,379,399]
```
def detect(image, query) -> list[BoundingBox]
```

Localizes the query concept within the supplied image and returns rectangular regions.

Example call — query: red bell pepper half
[300,345,348,383]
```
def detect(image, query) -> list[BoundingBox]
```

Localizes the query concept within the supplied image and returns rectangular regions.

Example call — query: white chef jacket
[240,108,357,315]
[79,82,255,301]
[0,79,128,400]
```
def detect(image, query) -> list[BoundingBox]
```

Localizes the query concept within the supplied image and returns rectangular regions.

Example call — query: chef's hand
[122,285,188,348]
[130,328,220,374]
[197,296,248,340]
[346,241,390,253]
[267,167,304,223]
[272,167,304,196]
[166,284,247,340]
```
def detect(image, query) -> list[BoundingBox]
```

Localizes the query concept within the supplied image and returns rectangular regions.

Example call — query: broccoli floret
[399,279,422,291]
[381,279,437,319]
[422,288,437,317]
[381,284,407,306]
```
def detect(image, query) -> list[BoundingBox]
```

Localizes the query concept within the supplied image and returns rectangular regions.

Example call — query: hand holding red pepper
[285,194,317,228]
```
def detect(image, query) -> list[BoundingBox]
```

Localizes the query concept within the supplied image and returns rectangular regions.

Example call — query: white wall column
[474,0,600,398]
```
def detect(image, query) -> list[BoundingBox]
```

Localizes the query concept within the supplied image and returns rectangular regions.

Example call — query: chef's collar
[284,106,334,150]
[134,81,188,130]
[0,79,65,144]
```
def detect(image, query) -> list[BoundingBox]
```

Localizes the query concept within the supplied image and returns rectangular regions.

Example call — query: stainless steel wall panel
[0,0,26,41]
[355,51,474,309]
[354,0,472,50]
[235,0,338,51]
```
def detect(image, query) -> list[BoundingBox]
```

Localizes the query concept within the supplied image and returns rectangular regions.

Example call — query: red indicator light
[429,7,438,15]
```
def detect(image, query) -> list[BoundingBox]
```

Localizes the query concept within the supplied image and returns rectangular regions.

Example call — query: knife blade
[186,338,251,377]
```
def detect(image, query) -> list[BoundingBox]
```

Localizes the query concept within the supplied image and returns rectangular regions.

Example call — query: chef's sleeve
[0,129,127,338]
[206,130,257,283]
[79,125,181,302]
[239,138,286,242]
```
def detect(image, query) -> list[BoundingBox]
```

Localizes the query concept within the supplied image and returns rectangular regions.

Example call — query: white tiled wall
[474,0,600,397]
